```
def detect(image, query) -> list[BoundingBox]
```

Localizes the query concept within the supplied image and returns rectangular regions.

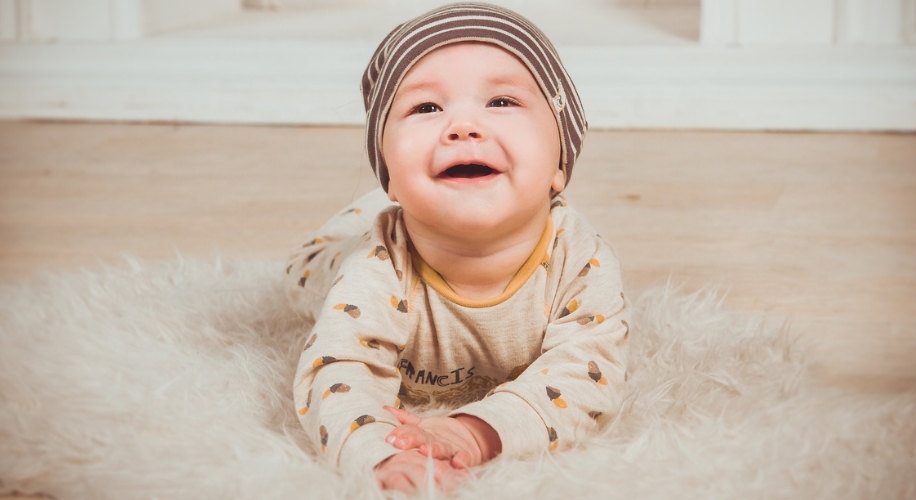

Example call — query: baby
[286,2,629,492]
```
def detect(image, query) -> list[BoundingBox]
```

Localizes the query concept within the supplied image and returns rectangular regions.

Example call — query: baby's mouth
[440,164,497,179]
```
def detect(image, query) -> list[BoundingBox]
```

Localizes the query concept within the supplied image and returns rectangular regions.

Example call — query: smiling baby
[286,2,630,492]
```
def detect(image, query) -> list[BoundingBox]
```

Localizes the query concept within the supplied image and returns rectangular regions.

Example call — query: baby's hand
[384,406,501,468]
[375,449,467,492]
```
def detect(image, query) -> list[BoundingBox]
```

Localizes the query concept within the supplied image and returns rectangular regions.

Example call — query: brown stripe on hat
[360,2,587,192]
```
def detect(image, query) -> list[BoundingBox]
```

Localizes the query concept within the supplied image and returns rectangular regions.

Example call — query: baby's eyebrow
[487,75,539,93]
[395,80,439,97]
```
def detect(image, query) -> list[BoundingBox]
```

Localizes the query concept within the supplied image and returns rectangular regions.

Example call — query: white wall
[141,0,241,36]
[738,0,834,45]
[1,0,914,130]
[837,0,911,44]
[0,0,241,41]
[31,0,110,41]
[243,0,700,8]
[702,0,916,45]
[8,0,910,45]
[0,0,21,41]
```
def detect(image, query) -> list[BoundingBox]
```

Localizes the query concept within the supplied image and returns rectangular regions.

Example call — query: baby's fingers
[419,441,460,461]
[450,450,473,469]
[377,471,417,493]
[386,425,429,450]
[384,405,422,426]
[434,463,470,493]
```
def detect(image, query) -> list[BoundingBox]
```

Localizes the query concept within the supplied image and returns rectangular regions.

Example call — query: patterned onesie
[287,189,630,472]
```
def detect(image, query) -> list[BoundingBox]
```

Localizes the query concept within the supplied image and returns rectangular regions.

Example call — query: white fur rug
[1,257,913,499]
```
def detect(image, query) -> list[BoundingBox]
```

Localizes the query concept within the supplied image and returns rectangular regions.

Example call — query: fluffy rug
[1,257,913,499]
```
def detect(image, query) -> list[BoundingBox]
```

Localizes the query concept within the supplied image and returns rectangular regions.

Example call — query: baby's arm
[452,237,629,458]
[291,209,414,472]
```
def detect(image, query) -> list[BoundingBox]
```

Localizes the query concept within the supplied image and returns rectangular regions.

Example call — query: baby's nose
[444,119,485,142]
[448,129,481,141]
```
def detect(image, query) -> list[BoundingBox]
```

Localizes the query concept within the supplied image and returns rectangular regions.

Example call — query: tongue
[446,164,493,178]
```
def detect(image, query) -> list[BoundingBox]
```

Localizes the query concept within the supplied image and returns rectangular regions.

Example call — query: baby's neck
[404,210,550,301]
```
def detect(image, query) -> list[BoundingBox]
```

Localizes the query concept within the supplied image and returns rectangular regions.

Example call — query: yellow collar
[409,218,553,308]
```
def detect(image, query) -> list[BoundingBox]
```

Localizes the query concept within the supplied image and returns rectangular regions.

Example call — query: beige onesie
[287,189,629,472]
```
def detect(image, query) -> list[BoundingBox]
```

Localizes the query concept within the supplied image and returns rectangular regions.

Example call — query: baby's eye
[415,103,441,114]
[488,97,517,108]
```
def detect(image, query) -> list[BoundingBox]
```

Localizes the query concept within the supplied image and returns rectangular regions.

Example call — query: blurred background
[0,1,914,389]
[1,0,914,129]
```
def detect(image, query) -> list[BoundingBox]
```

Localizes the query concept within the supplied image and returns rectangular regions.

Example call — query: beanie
[360,2,587,192]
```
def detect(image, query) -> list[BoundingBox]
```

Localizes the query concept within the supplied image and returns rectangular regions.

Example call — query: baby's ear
[386,181,399,202]
[550,168,566,193]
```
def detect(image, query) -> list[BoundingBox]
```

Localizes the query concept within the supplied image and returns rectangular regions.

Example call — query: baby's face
[381,42,564,239]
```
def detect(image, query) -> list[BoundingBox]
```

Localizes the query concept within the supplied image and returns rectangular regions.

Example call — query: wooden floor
[1,121,914,392]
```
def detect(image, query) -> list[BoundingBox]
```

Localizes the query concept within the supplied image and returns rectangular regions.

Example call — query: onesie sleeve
[291,207,412,472]
[455,224,630,458]
[286,187,395,323]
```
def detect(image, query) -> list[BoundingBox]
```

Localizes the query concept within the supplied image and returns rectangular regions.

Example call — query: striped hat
[361,2,587,192]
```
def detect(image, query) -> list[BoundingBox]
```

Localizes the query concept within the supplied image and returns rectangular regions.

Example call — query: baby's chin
[406,203,547,242]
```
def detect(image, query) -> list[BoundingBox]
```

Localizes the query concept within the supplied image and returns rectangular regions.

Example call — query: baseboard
[1,40,914,130]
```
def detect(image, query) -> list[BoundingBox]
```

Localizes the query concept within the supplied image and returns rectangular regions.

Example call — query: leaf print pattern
[360,338,380,349]
[588,361,608,385]
[297,389,312,416]
[559,299,578,318]
[367,245,389,260]
[578,258,601,277]
[305,249,322,264]
[350,414,376,432]
[577,314,605,325]
[548,426,559,451]
[553,228,565,250]
[333,303,361,318]
[312,356,337,368]
[323,382,351,399]
[546,386,568,408]
[391,296,408,313]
